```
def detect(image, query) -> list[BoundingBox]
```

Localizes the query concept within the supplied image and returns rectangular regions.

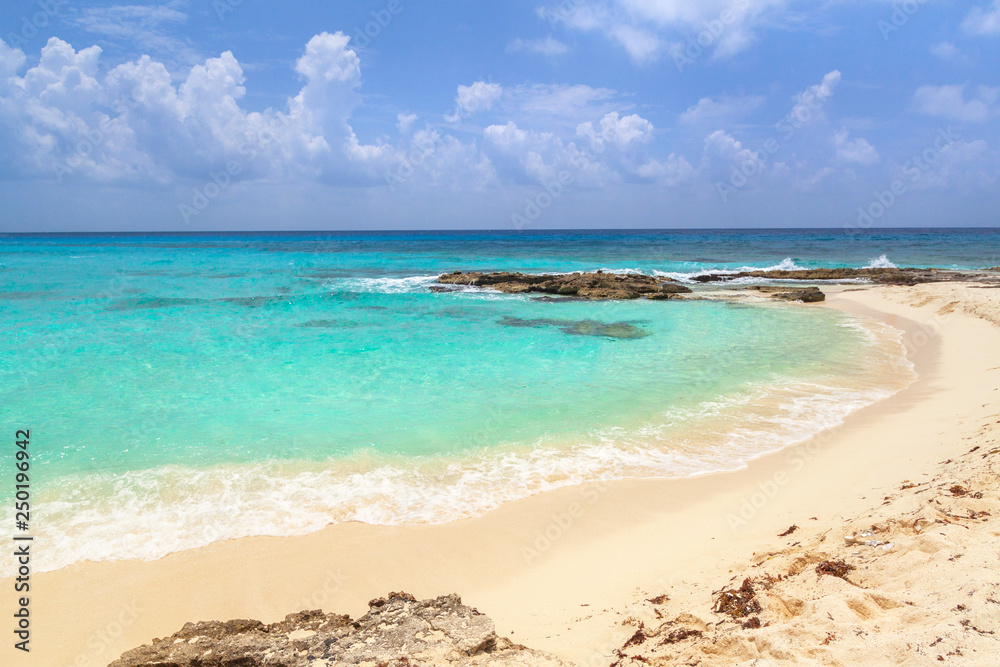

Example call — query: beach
[3,0,999,661]
[4,280,998,665]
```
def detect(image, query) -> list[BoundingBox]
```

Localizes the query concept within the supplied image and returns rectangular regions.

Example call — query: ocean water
[1,228,996,574]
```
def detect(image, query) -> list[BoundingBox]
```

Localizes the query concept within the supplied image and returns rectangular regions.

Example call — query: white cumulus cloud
[912,84,998,123]
[541,0,787,64]
[833,129,879,165]
[446,81,504,122]
[962,1,1000,35]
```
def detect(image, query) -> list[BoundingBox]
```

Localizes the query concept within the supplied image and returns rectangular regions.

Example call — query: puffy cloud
[962,1,1000,35]
[505,84,619,130]
[576,111,653,148]
[294,32,361,84]
[912,84,998,123]
[507,36,570,56]
[0,32,390,185]
[0,39,26,81]
[833,129,879,165]
[541,0,786,64]
[396,112,418,134]
[22,37,103,111]
[793,70,840,108]
[701,129,762,178]
[483,110,681,187]
[777,70,841,131]
[285,32,369,174]
[0,32,692,195]
[608,23,663,63]
[483,121,578,184]
[446,81,503,122]
[679,95,764,124]
[930,42,957,59]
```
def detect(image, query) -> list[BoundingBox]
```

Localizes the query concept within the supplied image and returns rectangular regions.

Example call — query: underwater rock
[499,317,651,339]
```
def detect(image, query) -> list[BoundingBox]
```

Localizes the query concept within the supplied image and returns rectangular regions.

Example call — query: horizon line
[3,226,1000,237]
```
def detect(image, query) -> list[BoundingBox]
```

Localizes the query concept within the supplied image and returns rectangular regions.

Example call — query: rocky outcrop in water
[773,289,825,303]
[110,592,572,667]
[690,267,953,285]
[749,286,826,303]
[438,271,692,300]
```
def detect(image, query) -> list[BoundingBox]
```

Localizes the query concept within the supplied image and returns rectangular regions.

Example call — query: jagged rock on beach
[438,270,692,300]
[109,592,572,667]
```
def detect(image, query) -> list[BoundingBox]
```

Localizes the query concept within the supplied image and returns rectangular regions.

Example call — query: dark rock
[499,317,651,339]
[531,296,588,302]
[110,592,571,666]
[691,267,965,285]
[771,287,826,303]
[296,319,366,328]
[438,271,691,300]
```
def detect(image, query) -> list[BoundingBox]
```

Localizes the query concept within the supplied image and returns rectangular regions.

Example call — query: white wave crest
[864,254,897,269]
[656,257,808,283]
[334,275,440,293]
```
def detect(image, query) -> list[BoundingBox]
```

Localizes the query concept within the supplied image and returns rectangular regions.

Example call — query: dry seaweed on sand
[815,560,855,580]
[646,594,670,604]
[622,623,648,648]
[778,524,798,537]
[660,628,703,645]
[713,578,762,618]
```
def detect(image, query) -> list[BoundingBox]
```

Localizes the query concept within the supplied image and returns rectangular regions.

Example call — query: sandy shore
[5,282,1000,666]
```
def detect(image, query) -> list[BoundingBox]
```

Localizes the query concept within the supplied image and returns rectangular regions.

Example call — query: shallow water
[2,229,978,573]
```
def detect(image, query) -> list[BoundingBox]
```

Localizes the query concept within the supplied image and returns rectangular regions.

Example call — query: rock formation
[437,271,692,300]
[689,267,950,285]
[110,592,572,667]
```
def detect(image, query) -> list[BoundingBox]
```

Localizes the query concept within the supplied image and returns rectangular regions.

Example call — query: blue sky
[0,0,998,231]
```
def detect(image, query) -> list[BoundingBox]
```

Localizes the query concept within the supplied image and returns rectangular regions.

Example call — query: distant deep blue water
[3,228,993,573]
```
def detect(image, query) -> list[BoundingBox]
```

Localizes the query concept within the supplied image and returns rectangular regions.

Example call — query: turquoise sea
[2,228,997,574]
